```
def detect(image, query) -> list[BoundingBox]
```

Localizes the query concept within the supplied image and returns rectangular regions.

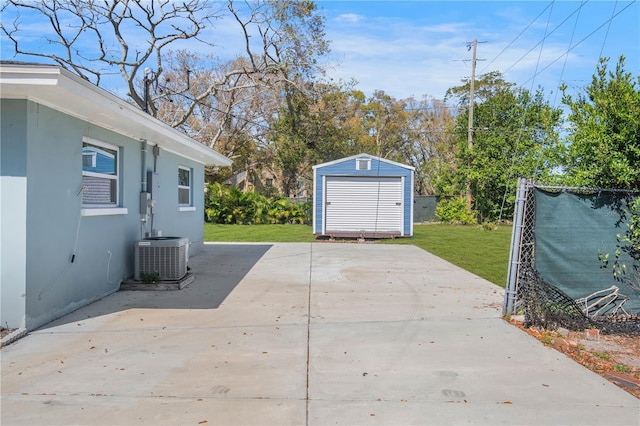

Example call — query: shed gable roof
[312,153,415,171]
[0,62,232,167]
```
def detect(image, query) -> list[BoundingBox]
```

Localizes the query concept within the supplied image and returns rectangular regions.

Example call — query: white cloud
[324,11,474,99]
[335,13,363,23]
[321,1,638,101]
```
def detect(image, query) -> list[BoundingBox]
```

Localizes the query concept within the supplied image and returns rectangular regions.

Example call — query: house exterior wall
[0,99,208,330]
[1,100,28,329]
[145,153,206,253]
[313,155,414,237]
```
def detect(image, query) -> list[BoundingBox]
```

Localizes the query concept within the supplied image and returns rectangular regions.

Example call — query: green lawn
[383,224,512,287]
[204,223,316,243]
[204,223,512,287]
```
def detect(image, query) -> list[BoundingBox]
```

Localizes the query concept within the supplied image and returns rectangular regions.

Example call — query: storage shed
[313,154,414,238]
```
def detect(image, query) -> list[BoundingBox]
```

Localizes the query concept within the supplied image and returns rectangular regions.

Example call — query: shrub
[482,220,498,231]
[204,183,311,225]
[435,197,476,225]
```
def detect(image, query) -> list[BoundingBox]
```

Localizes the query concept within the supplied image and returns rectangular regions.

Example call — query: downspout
[140,140,148,237]
[150,144,160,235]
[153,144,159,173]
[141,140,148,193]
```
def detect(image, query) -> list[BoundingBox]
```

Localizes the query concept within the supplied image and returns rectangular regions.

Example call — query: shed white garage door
[325,176,403,234]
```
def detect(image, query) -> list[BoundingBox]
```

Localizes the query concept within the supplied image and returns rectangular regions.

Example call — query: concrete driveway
[1,243,638,425]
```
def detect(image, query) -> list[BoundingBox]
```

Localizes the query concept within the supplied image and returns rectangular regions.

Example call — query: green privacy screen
[534,189,640,314]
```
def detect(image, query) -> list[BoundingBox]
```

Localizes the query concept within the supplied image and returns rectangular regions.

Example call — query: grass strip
[204,223,512,287]
[204,223,315,243]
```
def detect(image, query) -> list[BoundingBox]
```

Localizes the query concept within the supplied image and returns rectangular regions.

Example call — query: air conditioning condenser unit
[134,237,189,281]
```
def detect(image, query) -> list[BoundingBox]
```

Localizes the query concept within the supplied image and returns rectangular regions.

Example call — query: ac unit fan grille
[134,238,188,281]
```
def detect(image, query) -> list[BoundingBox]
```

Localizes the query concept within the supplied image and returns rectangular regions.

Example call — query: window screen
[178,166,192,205]
[82,139,118,206]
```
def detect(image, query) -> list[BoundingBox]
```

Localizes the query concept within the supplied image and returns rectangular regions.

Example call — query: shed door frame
[322,175,405,235]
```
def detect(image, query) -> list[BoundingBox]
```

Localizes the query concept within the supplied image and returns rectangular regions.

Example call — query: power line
[553,0,586,106]
[528,0,555,92]
[499,2,555,220]
[520,0,637,87]
[479,1,554,75]
[502,1,587,76]
[599,0,619,59]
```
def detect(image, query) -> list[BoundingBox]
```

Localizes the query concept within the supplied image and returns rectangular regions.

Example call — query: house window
[356,158,371,171]
[178,166,192,206]
[266,178,273,187]
[82,138,119,206]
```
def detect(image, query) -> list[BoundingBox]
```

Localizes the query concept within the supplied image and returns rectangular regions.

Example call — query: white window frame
[178,165,192,207]
[81,137,120,209]
[356,158,371,171]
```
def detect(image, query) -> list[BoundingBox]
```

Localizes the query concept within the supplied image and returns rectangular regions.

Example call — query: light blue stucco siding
[1,100,28,329]
[313,155,414,237]
[1,99,208,330]
[145,153,207,253]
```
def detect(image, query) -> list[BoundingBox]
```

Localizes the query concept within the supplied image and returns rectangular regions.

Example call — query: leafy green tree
[445,71,515,109]
[560,56,640,189]
[269,85,312,197]
[444,73,563,221]
[304,83,369,163]
[358,90,412,159]
[401,97,457,195]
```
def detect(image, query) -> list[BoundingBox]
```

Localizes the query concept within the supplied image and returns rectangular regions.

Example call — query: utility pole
[465,39,484,210]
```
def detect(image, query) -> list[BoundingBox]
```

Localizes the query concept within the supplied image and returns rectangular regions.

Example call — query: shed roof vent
[356,158,371,170]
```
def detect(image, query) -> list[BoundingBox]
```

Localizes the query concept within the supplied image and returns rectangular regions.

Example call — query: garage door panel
[325,176,403,233]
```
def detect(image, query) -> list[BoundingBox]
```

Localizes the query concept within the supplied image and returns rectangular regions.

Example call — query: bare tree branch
[2,0,221,111]
[3,0,331,187]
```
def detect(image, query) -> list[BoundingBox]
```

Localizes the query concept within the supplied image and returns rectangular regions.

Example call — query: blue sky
[1,1,638,105]
[319,0,640,102]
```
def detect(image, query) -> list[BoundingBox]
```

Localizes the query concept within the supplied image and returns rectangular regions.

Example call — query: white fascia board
[0,63,232,167]
[313,153,366,169]
[313,153,415,171]
[378,156,416,171]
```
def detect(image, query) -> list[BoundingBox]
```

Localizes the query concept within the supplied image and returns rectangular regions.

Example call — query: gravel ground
[0,327,16,339]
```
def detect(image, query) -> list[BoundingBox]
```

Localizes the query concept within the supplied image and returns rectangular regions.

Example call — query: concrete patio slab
[1,242,638,425]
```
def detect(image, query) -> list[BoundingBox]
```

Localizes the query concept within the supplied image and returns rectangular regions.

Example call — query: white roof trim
[312,153,415,171]
[0,63,232,167]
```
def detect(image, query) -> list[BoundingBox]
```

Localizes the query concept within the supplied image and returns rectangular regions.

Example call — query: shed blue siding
[313,154,414,237]
[82,146,117,175]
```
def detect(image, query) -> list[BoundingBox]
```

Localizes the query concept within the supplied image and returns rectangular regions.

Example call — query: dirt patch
[509,318,640,399]
[1,327,17,339]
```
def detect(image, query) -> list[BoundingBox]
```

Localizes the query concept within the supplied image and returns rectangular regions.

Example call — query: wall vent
[356,158,371,170]
[134,237,189,281]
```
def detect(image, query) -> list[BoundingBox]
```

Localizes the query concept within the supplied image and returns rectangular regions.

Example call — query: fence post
[503,177,528,315]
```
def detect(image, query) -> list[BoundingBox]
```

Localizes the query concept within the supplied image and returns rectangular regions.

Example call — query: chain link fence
[504,179,640,335]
